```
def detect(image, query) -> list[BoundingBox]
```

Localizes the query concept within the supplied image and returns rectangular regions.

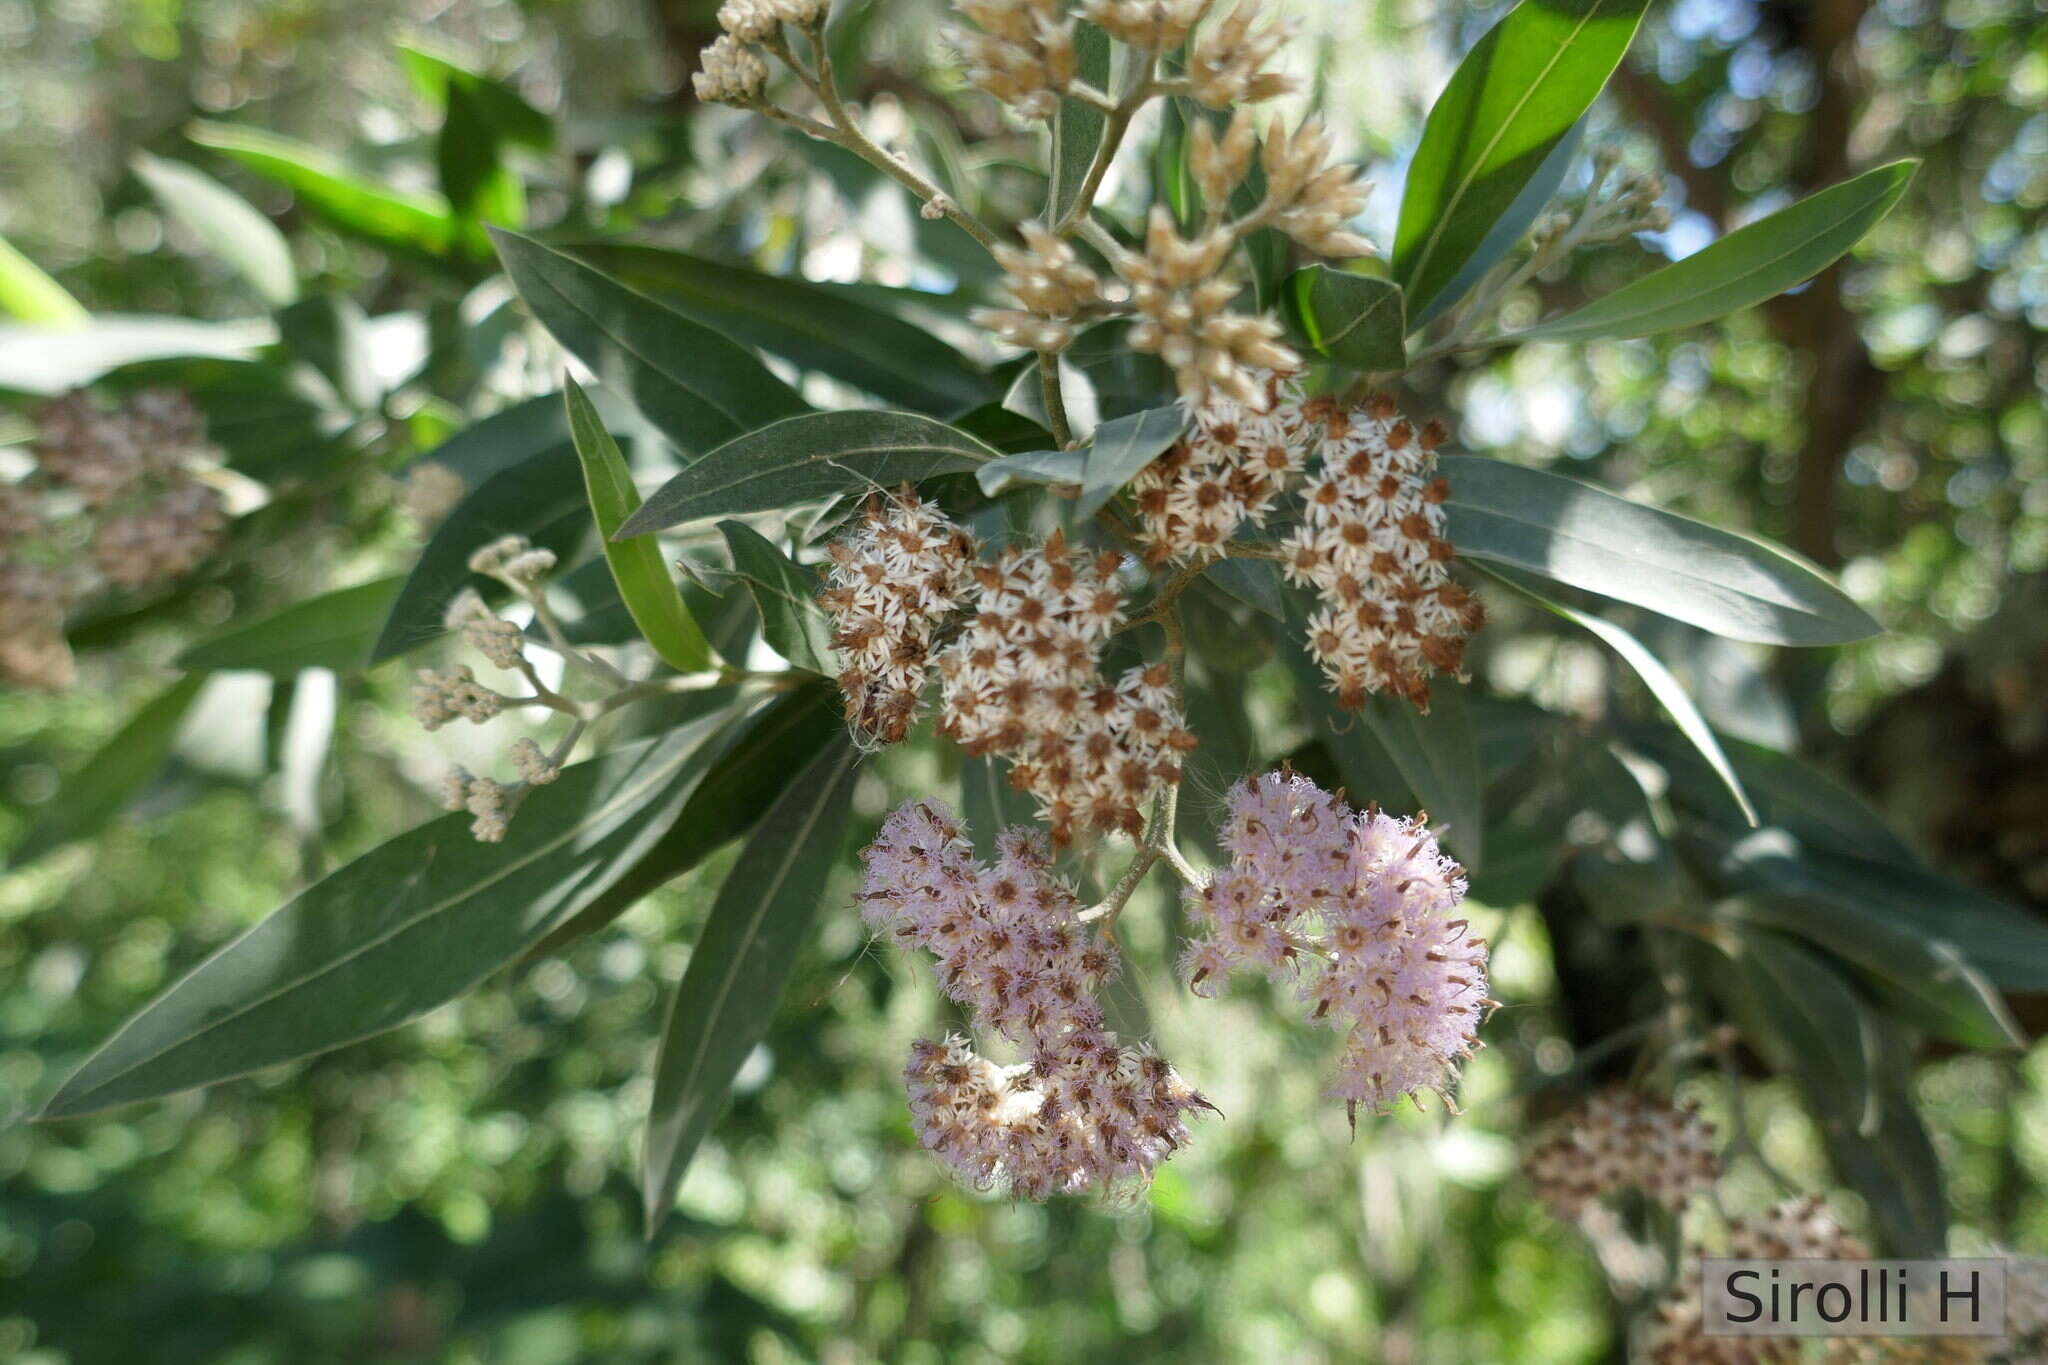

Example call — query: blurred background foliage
[2,0,2045,1361]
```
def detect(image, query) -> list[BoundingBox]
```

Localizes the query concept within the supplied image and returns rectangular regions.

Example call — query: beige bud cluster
[1256,116,1376,258]
[863,801,1214,1197]
[442,588,528,671]
[817,489,981,745]
[1186,3,1297,108]
[950,0,1079,121]
[1130,370,1314,564]
[411,664,506,730]
[1646,1198,1871,1365]
[973,221,1104,353]
[1280,394,1483,711]
[1121,207,1300,409]
[936,530,1196,844]
[1081,0,1205,50]
[692,0,826,104]
[1523,1089,1720,1222]
[440,767,513,843]
[399,460,466,531]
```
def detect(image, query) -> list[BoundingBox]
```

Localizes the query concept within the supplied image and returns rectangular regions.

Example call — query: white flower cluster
[440,767,513,843]
[817,489,980,745]
[1130,370,1315,563]
[443,587,528,670]
[936,531,1195,845]
[1523,1089,1720,1222]
[1280,394,1482,711]
[1647,1197,1870,1365]
[862,800,1214,1198]
[411,665,505,731]
[1179,769,1490,1118]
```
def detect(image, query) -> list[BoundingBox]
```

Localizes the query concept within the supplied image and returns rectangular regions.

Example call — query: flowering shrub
[9,0,2044,1353]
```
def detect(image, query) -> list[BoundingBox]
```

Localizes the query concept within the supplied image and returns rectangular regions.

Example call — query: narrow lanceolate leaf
[40,717,735,1119]
[643,739,860,1232]
[1410,119,1585,333]
[1361,681,1484,872]
[0,233,89,326]
[1714,895,2022,1051]
[187,121,475,264]
[1441,455,1879,645]
[131,153,298,307]
[1045,22,1112,224]
[492,230,807,455]
[574,245,993,412]
[396,43,554,150]
[372,444,588,661]
[0,317,274,395]
[1710,926,1879,1137]
[176,577,404,676]
[1488,568,1756,825]
[10,674,208,868]
[716,522,835,675]
[617,411,997,537]
[1283,267,1406,371]
[1077,406,1187,519]
[437,81,526,228]
[565,379,711,672]
[397,390,574,487]
[960,756,1040,859]
[976,446,1088,497]
[1513,161,1918,343]
[1392,0,1647,323]
[530,684,842,959]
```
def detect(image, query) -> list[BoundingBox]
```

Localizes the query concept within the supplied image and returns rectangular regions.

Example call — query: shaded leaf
[643,739,859,1231]
[132,152,298,307]
[1442,455,1879,645]
[977,446,1088,497]
[1078,405,1187,518]
[10,674,208,868]
[1045,22,1112,224]
[438,81,526,228]
[618,410,997,537]
[177,577,403,676]
[1283,266,1406,370]
[1513,162,1917,343]
[41,716,737,1118]
[575,244,992,412]
[398,43,554,150]
[716,522,835,674]
[491,230,807,455]
[1393,0,1647,323]
[1709,925,1878,1136]
[1361,679,1484,870]
[565,378,711,672]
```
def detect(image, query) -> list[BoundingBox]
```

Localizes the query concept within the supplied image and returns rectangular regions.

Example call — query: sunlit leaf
[0,233,89,326]
[131,153,298,307]
[1283,267,1406,370]
[176,577,403,676]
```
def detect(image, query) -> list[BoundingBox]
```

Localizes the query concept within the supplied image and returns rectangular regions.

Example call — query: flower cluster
[1,388,227,688]
[862,800,1213,1197]
[936,531,1196,844]
[974,221,1104,353]
[399,460,466,531]
[1119,208,1300,409]
[693,0,827,104]
[951,0,1079,121]
[1180,769,1490,1119]
[1523,1089,1720,1222]
[1280,393,1482,711]
[1646,1198,1870,1365]
[817,489,980,745]
[1130,370,1315,563]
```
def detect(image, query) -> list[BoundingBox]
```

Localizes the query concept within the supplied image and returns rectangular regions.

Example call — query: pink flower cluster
[1179,770,1490,1119]
[861,800,1213,1198]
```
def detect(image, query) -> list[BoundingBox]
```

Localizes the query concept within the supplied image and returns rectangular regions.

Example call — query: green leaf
[131,152,298,307]
[187,121,478,264]
[715,522,835,675]
[276,294,380,412]
[1441,455,1880,645]
[371,445,587,662]
[0,233,89,326]
[960,756,1040,859]
[397,43,554,150]
[1361,680,1484,870]
[530,684,843,958]
[1409,118,1584,332]
[437,81,526,228]
[1392,0,1647,323]
[573,245,993,413]
[176,577,404,676]
[0,316,274,394]
[976,446,1088,497]
[1809,1026,1949,1257]
[1078,406,1187,518]
[643,739,859,1232]
[565,379,711,672]
[1512,162,1917,343]
[40,716,737,1119]
[492,230,807,455]
[10,674,208,868]
[1283,267,1407,370]
[1710,926,1878,1137]
[1488,568,1756,825]
[617,411,997,537]
[399,391,576,486]
[1715,895,2022,1050]
[1045,22,1112,224]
